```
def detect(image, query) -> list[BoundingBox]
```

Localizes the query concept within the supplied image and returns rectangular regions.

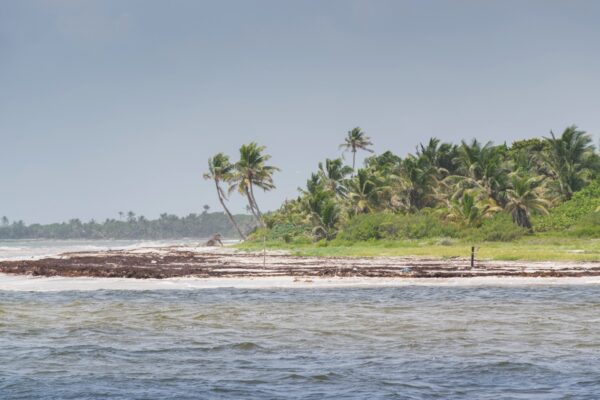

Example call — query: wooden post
[263,234,267,267]
[470,246,475,269]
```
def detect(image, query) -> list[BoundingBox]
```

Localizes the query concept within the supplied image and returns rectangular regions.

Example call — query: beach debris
[204,233,224,247]
[1,246,600,279]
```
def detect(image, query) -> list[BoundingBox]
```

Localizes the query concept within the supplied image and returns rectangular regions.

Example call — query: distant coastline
[0,212,255,240]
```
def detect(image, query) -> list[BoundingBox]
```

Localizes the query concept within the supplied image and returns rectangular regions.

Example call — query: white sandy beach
[3,273,600,292]
[3,241,600,290]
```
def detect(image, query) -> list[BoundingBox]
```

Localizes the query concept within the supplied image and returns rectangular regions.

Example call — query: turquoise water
[2,286,600,399]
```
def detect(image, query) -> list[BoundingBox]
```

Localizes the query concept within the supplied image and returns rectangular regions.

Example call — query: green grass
[235,235,600,262]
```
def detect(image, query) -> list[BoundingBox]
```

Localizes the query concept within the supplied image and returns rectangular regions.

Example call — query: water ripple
[2,286,600,399]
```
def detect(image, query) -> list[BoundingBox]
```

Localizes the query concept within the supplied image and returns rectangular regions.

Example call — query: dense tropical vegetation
[228,125,600,245]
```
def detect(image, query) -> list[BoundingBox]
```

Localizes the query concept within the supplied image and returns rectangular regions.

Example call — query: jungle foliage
[242,125,600,243]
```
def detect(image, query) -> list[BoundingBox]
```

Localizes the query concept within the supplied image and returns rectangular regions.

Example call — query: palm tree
[203,153,247,239]
[318,158,353,196]
[400,155,443,210]
[364,151,402,175]
[301,179,340,240]
[504,174,549,229]
[453,139,509,206]
[345,168,387,214]
[231,143,280,227]
[416,137,457,176]
[339,127,374,173]
[312,199,340,241]
[542,125,597,200]
[510,138,547,174]
[447,189,500,227]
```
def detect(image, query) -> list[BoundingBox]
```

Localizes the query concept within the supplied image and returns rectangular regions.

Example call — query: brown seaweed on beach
[2,246,600,280]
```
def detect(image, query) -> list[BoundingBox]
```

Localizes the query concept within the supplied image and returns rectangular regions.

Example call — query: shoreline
[2,245,600,281]
[3,274,600,291]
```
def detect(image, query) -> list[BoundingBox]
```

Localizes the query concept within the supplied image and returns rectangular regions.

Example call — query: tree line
[207,125,600,241]
[0,211,255,240]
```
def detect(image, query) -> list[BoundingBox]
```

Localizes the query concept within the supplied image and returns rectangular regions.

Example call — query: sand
[1,244,600,290]
[3,273,600,292]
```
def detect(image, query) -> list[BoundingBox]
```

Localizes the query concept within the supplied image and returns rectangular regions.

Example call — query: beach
[3,244,600,290]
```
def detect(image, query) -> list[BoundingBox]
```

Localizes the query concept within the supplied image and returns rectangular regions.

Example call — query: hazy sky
[1,0,600,223]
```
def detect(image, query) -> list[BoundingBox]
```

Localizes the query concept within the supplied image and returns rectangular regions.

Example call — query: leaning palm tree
[504,174,550,229]
[203,153,247,239]
[339,127,374,173]
[231,143,280,227]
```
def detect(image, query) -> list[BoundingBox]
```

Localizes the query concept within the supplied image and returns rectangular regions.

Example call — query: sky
[1,0,600,224]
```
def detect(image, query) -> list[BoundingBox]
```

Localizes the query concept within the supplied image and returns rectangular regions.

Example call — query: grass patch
[235,236,600,261]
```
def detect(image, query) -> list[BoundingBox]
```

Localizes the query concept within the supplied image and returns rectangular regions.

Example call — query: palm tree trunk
[249,187,266,228]
[214,181,247,240]
[352,150,356,174]
[245,187,264,227]
[249,183,264,220]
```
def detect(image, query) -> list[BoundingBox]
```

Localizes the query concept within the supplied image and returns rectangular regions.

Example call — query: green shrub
[535,182,600,232]
[467,214,528,242]
[248,224,311,243]
[567,212,600,237]
[337,213,459,241]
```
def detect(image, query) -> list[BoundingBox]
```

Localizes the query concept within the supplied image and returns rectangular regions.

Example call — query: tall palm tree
[504,174,549,229]
[231,143,280,227]
[542,125,597,200]
[339,127,374,173]
[203,153,247,239]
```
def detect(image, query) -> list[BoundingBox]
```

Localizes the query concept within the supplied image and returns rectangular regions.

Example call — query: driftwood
[204,233,223,247]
